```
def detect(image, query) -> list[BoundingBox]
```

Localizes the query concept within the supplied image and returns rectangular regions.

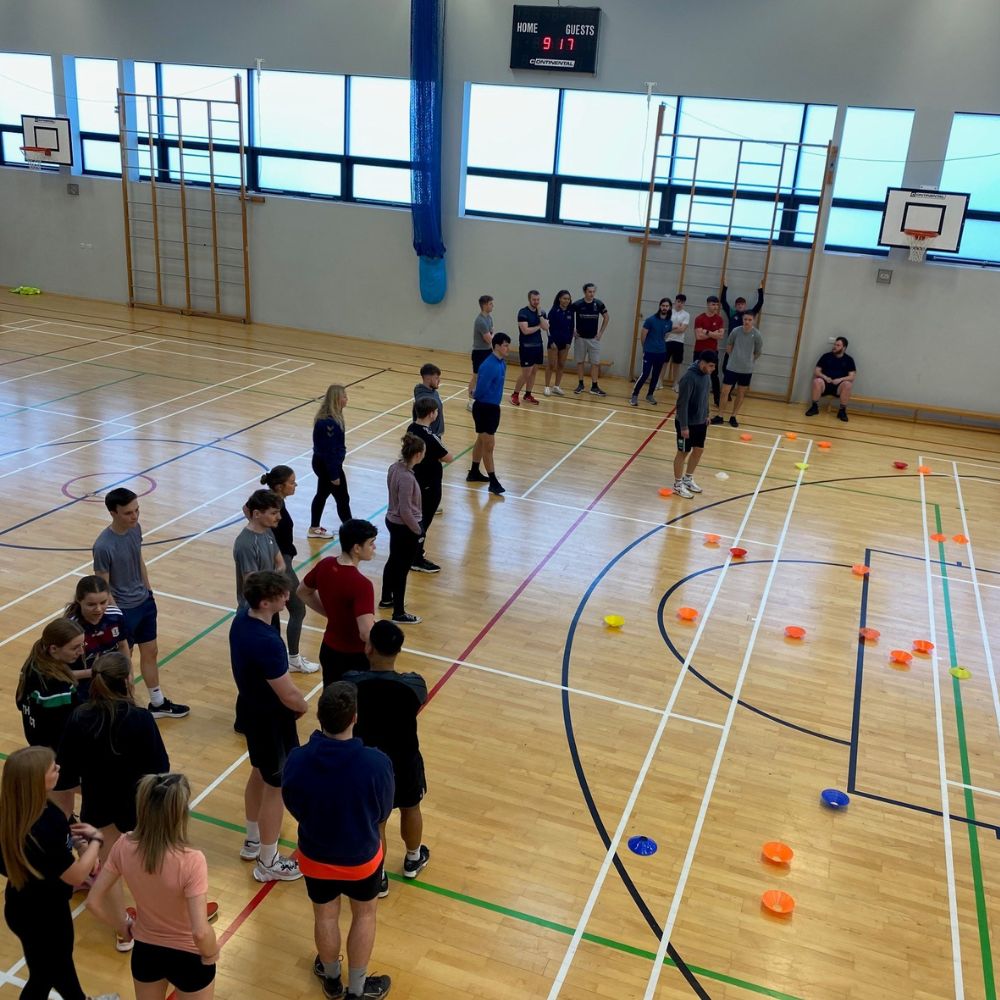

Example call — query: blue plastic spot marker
[628,835,658,856]
[820,788,849,809]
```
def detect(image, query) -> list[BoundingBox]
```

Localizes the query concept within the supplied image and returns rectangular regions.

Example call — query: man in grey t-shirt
[235,490,285,606]
[93,487,189,719]
[712,312,763,429]
[468,294,495,411]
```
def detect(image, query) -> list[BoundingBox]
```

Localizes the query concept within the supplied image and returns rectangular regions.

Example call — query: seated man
[806,336,856,422]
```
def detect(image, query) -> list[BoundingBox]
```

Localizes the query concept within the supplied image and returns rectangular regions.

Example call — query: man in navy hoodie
[283,682,394,1000]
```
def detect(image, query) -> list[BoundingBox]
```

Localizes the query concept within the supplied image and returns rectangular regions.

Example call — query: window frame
[0,51,59,171]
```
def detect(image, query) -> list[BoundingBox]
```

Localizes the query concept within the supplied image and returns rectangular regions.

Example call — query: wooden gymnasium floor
[0,293,998,1000]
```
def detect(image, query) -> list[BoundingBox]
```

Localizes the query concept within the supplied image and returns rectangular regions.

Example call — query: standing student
[0,746,119,1000]
[412,363,445,436]
[468,294,495,411]
[379,434,426,626]
[259,466,319,673]
[572,283,609,396]
[299,519,378,686]
[720,278,764,378]
[512,290,547,406]
[664,292,690,390]
[630,297,671,407]
[88,773,219,1000]
[15,619,83,815]
[544,289,574,396]
[94,488,188,719]
[713,312,763,428]
[64,575,130,700]
[56,652,169,951]
[234,489,285,607]
[694,295,726,408]
[467,331,511,496]
[282,682,394,1000]
[230,571,307,883]
[672,351,717,499]
[309,384,352,537]
[344,621,430,899]
[407,397,453,575]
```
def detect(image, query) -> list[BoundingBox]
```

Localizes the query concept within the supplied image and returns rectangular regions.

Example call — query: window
[826,106,914,252]
[74,57,121,175]
[934,113,1000,263]
[0,52,55,167]
[346,76,412,204]
[466,83,559,174]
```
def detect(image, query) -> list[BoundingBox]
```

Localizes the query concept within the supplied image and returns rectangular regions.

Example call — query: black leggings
[416,482,442,559]
[271,562,306,656]
[381,519,420,616]
[310,456,352,527]
[5,895,85,1000]
[632,354,666,398]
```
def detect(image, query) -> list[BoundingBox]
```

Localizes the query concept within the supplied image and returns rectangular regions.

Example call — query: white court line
[951,462,1000,743]
[947,780,1000,800]
[0,358,308,480]
[917,454,965,999]
[545,435,783,1000]
[0,404,133,428]
[933,572,1000,592]
[641,440,813,998]
[522,411,616,498]
[0,337,168,387]
[953,457,1000,474]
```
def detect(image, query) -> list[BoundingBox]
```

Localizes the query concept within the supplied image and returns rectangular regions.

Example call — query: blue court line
[868,546,1000,578]
[0,332,108,367]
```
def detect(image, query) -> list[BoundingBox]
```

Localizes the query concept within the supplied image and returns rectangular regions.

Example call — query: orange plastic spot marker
[859,627,880,641]
[912,639,934,654]
[729,547,747,559]
[704,533,721,545]
[918,465,932,475]
[952,534,969,544]
[603,614,624,629]
[784,625,806,640]
[739,433,752,442]
[851,564,870,576]
[761,890,795,916]
[929,533,946,542]
[817,441,831,449]
[950,666,971,681]
[677,606,699,621]
[893,461,908,470]
[785,432,798,441]
[658,487,673,497]
[889,649,913,666]
[761,842,794,865]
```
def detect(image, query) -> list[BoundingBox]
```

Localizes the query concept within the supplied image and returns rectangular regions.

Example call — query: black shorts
[319,646,370,687]
[519,347,543,368]
[305,864,384,905]
[122,594,157,645]
[81,793,137,834]
[132,939,216,991]
[665,341,684,364]
[820,381,845,397]
[392,753,427,809]
[243,713,299,788]
[471,349,491,373]
[675,421,708,453]
[546,335,572,351]
[723,369,752,388]
[472,401,501,435]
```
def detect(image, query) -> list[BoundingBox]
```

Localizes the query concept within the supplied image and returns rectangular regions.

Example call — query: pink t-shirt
[106,836,208,953]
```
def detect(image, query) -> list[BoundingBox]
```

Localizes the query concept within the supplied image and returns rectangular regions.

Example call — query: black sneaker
[410,558,440,574]
[837,407,849,422]
[805,402,819,417]
[710,415,724,425]
[149,699,190,719]
[573,381,585,394]
[346,974,391,1000]
[377,872,389,899]
[645,395,657,405]
[729,416,739,428]
[488,480,506,495]
[392,612,422,625]
[378,599,394,609]
[314,957,345,1000]
[466,469,490,483]
[403,844,430,879]
[590,384,607,396]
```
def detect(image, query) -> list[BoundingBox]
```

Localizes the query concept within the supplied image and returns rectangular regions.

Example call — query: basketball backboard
[878,188,968,253]
[20,115,73,165]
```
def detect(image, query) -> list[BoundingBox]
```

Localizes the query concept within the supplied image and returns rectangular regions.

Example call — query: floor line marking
[642,441,813,999]
[948,780,1000,800]
[917,457,965,999]
[521,411,616,498]
[545,435,783,999]
[0,337,169,388]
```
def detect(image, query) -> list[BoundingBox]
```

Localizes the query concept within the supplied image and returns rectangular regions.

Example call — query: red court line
[423,410,673,708]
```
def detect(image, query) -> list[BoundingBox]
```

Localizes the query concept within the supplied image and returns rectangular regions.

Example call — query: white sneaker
[544,387,552,396]
[673,480,694,499]
[466,399,475,412]
[552,385,565,396]
[90,994,122,1000]
[307,526,329,538]
[253,854,302,882]
[673,383,680,392]
[288,653,319,674]
[240,838,260,860]
[682,476,703,494]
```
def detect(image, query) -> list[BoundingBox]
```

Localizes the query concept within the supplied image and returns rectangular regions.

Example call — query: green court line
[0,372,143,418]
[933,504,996,999]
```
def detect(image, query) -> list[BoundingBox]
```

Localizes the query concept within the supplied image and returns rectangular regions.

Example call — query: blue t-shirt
[229,607,291,721]
[473,352,506,405]
[641,314,672,355]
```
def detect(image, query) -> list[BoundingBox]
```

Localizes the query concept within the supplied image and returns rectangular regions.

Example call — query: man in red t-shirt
[694,295,726,410]
[298,519,378,687]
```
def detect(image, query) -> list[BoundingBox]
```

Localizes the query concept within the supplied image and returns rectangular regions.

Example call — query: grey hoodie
[675,361,711,431]
[412,383,444,436]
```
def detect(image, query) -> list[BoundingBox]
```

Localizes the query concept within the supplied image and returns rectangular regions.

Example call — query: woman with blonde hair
[0,745,119,1000]
[309,384,353,537]
[379,432,426,625]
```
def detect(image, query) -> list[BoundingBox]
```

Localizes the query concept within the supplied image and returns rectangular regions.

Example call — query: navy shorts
[547,335,572,351]
[665,341,684,364]
[132,939,215,992]
[123,593,157,646]
[471,349,491,373]
[675,421,708,453]
[723,369,752,388]
[305,864,384,904]
[472,401,501,435]
[241,713,299,788]
[519,347,543,368]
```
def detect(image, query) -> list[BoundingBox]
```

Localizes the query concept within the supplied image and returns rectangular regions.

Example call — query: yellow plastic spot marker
[949,666,971,681]
[795,462,809,471]
[603,614,625,629]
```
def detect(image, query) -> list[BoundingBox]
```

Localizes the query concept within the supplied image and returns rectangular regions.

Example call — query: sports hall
[0,2,998,998]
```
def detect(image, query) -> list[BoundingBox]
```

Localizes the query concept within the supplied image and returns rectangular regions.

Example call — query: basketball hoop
[903,228,936,262]
[20,145,53,172]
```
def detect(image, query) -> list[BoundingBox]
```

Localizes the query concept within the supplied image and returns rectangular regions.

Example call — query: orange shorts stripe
[298,845,383,881]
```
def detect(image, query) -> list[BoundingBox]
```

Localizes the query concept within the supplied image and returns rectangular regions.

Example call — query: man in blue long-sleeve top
[466,332,511,496]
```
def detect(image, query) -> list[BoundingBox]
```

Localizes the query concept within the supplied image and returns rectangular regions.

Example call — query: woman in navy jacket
[309,384,353,537]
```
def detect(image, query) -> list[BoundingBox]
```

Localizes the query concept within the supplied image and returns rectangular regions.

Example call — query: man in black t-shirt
[572,282,609,396]
[805,336,857,422]
[407,397,453,574]
[345,621,429,898]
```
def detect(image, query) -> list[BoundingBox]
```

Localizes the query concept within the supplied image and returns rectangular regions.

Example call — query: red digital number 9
[542,35,551,50]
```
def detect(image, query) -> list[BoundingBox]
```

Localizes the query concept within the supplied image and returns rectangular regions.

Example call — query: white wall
[1,0,998,411]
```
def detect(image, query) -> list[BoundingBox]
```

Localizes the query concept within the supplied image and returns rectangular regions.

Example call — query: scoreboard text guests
[510,6,602,73]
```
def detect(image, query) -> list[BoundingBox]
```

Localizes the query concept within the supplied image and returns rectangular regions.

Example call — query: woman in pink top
[379,433,426,626]
[87,773,219,999]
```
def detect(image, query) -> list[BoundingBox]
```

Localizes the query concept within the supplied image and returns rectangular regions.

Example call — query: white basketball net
[905,231,931,262]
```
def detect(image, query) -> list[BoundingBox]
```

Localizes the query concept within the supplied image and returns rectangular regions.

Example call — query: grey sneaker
[253,854,302,882]
[403,844,430,878]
